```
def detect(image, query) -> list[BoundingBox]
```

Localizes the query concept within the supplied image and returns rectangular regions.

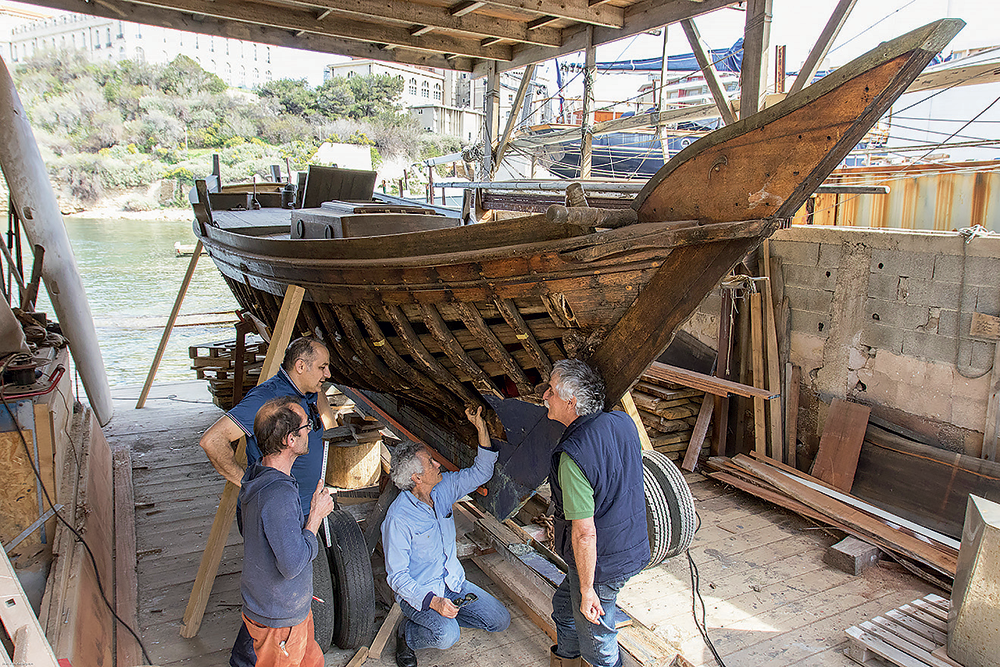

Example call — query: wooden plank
[750,291,767,456]
[580,25,596,179]
[810,398,871,492]
[789,0,859,94]
[473,552,556,642]
[620,392,653,451]
[180,284,304,638]
[0,547,60,667]
[681,394,714,472]
[33,404,57,543]
[368,603,402,660]
[762,269,783,463]
[713,289,733,457]
[643,362,776,400]
[113,446,141,667]
[739,0,771,118]
[493,63,536,175]
[784,363,800,468]
[346,647,368,667]
[846,625,928,667]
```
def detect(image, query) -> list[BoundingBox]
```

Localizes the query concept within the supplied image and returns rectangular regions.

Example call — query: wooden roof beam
[680,18,737,125]
[300,0,562,46]
[527,16,559,30]
[123,0,514,60]
[495,0,740,73]
[410,25,435,37]
[788,0,858,94]
[484,0,623,28]
[28,0,477,70]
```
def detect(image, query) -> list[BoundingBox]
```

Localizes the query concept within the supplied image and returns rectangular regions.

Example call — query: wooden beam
[180,284,305,638]
[681,393,714,471]
[125,0,515,60]
[527,15,559,30]
[620,392,653,451]
[496,0,738,72]
[483,60,500,178]
[750,291,767,456]
[31,0,476,71]
[810,398,871,492]
[784,362,799,468]
[657,25,671,161]
[680,18,737,125]
[580,25,596,178]
[410,25,434,37]
[739,0,772,118]
[135,240,202,409]
[450,0,485,16]
[762,265,783,462]
[484,0,623,29]
[788,0,858,95]
[644,362,776,400]
[368,603,403,659]
[493,63,536,175]
[712,290,733,457]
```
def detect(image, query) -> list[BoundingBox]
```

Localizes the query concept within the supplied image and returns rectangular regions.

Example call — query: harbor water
[33,215,239,388]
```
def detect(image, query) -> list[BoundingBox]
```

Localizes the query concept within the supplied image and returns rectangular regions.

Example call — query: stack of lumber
[704,454,960,580]
[631,377,710,461]
[189,338,266,410]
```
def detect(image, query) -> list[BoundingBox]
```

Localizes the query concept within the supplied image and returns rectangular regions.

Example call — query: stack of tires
[312,510,376,651]
[641,450,697,569]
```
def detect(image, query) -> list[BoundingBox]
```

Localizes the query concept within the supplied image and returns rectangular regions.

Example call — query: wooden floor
[106,381,935,667]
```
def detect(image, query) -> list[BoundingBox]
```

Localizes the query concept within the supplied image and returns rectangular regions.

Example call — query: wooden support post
[368,603,402,659]
[681,393,715,472]
[493,63,536,176]
[135,240,203,409]
[619,391,652,451]
[774,44,786,94]
[739,0,772,118]
[658,25,671,161]
[483,60,500,178]
[713,289,733,457]
[785,362,800,468]
[580,25,596,179]
[681,19,737,125]
[750,291,767,456]
[426,163,434,204]
[788,0,858,95]
[982,342,1000,461]
[180,284,305,638]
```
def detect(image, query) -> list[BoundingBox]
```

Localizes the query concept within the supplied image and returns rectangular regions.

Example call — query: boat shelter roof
[23,0,741,73]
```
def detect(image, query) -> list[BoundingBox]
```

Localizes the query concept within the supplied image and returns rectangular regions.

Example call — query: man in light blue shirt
[381,407,511,667]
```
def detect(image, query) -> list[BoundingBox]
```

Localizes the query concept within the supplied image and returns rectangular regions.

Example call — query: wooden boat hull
[193,19,962,518]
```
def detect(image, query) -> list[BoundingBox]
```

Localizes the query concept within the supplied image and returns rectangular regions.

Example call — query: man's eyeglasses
[307,402,322,432]
[293,421,312,435]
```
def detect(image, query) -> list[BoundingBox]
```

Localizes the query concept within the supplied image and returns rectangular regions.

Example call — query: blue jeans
[551,565,626,667]
[399,580,510,650]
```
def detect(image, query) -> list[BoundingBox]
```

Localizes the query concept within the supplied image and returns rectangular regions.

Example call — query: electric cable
[0,356,154,665]
[686,512,728,667]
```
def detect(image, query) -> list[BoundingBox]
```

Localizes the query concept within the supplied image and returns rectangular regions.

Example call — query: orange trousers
[241,610,324,667]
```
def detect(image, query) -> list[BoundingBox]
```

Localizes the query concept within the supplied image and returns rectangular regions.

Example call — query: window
[11,45,16,61]
[266,70,272,81]
[347,71,355,78]
[253,44,257,61]
[136,25,141,38]
[195,35,199,49]
[226,40,229,55]
[135,47,145,62]
[71,34,75,47]
[119,46,125,58]
[106,28,111,47]
[433,82,442,101]
[409,78,417,95]
[210,36,214,52]
[254,68,259,84]
[266,46,270,63]
[421,81,429,98]
[117,21,123,38]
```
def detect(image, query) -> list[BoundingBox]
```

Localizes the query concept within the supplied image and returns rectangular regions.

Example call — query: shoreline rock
[64,206,194,222]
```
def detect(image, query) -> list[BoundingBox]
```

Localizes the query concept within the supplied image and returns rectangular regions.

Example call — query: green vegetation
[13,50,462,207]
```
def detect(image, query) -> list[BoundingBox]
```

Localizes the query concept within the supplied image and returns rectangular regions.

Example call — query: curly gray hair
[389,440,427,491]
[551,359,606,416]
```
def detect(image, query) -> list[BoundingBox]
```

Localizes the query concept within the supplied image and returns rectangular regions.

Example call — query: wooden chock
[180,284,306,638]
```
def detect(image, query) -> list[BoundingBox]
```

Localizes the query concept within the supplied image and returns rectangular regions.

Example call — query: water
[32,216,239,388]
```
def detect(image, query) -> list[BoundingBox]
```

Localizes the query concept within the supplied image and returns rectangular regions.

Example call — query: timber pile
[704,454,959,581]
[632,376,711,461]
[189,338,266,410]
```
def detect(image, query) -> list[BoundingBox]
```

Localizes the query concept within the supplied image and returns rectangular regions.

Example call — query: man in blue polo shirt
[199,336,335,667]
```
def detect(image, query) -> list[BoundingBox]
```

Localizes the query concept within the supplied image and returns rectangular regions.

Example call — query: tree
[257,78,318,117]
[347,74,403,120]
[315,77,354,119]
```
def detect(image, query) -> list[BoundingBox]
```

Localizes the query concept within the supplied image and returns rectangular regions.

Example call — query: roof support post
[681,18,737,125]
[493,63,536,178]
[658,26,671,161]
[788,0,858,94]
[483,60,500,179]
[739,0,772,118]
[580,25,596,179]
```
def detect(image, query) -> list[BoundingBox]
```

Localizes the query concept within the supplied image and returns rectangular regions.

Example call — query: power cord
[1,357,153,665]
[686,512,727,667]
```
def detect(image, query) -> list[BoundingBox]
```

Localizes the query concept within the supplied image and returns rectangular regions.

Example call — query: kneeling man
[382,407,511,667]
[239,396,335,667]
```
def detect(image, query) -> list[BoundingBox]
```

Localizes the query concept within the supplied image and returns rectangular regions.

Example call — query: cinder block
[785,285,834,313]
[865,298,934,330]
[861,322,904,355]
[784,263,837,291]
[772,240,820,267]
[789,308,830,338]
[934,254,964,282]
[926,280,963,309]
[818,242,843,267]
[971,340,995,371]
[975,287,1000,315]
[866,273,901,301]
[870,248,934,280]
[824,537,880,575]
[902,329,960,366]
[961,255,1000,287]
[950,496,1000,667]
[937,309,971,342]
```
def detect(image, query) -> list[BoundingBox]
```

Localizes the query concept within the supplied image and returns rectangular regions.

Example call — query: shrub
[120,194,156,211]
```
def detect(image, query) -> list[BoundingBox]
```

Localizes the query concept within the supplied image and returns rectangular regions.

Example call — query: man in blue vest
[199,336,336,667]
[543,359,650,667]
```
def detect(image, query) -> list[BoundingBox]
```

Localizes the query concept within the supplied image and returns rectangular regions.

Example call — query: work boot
[550,645,582,667]
[396,625,417,667]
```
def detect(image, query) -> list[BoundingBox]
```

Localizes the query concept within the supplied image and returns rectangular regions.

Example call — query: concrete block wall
[678,226,1000,459]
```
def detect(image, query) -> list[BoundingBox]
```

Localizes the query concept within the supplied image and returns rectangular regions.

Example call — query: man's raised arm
[199,414,249,486]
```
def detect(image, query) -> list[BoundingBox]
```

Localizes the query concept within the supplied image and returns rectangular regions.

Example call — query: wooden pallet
[846,593,963,667]
[190,337,266,410]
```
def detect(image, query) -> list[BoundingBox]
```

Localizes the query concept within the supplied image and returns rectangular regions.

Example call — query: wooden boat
[192,20,962,517]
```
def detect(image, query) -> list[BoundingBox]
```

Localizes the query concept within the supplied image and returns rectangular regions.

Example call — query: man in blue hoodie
[239,396,335,667]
